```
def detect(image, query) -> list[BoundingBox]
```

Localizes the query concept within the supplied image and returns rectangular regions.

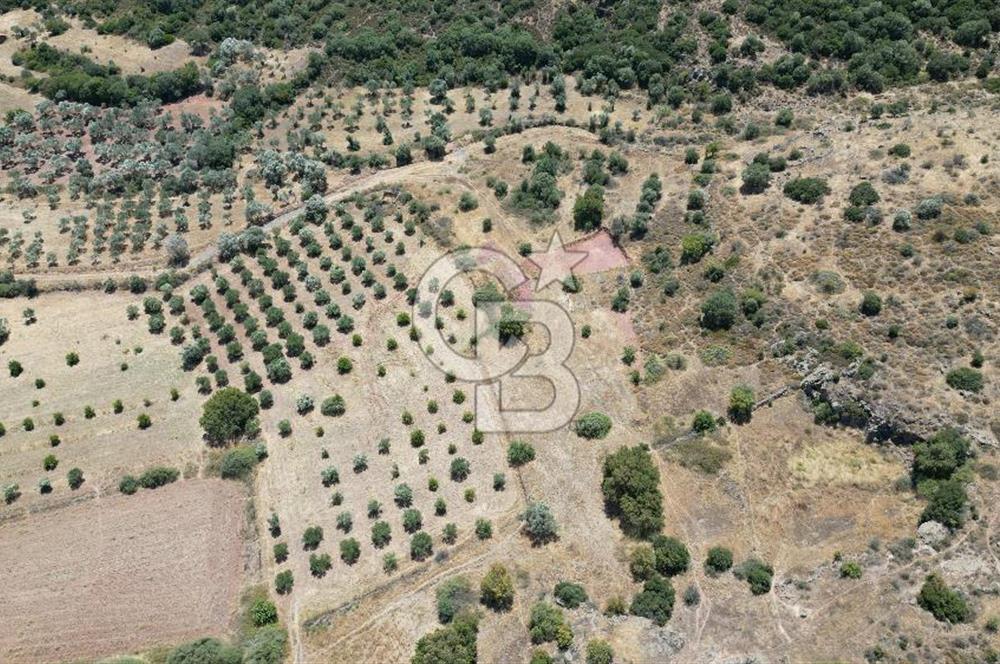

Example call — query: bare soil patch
[0,479,246,664]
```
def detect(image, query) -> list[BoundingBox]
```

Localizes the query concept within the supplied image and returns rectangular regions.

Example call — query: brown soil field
[0,479,246,664]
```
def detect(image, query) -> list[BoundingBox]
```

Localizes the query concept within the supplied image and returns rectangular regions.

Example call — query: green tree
[507,440,536,466]
[573,185,605,231]
[436,576,475,623]
[734,558,773,595]
[199,387,259,444]
[310,552,333,577]
[912,429,970,483]
[700,289,738,330]
[728,385,755,424]
[371,521,392,548]
[529,601,572,648]
[705,546,733,575]
[602,445,664,538]
[412,614,478,664]
[243,624,287,664]
[630,576,675,626]
[250,599,278,627]
[411,531,433,560]
[741,162,771,194]
[321,394,347,416]
[920,479,968,530]
[554,581,588,608]
[522,502,558,544]
[275,570,294,595]
[340,537,361,564]
[219,446,258,479]
[480,563,515,611]
[302,525,323,550]
[917,574,970,623]
[67,467,84,489]
[630,545,656,580]
[652,536,690,576]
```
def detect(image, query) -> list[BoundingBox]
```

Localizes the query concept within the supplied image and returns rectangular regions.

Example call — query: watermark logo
[413,232,584,433]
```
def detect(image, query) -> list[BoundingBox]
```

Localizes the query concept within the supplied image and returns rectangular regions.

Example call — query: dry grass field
[0,291,205,505]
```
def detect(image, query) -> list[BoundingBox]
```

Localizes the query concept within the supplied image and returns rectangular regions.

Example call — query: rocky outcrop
[917,520,949,547]
[795,360,996,449]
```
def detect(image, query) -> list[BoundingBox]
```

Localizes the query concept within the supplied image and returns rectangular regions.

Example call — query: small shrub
[630,576,675,626]
[783,177,830,204]
[302,525,324,550]
[652,536,690,576]
[275,570,294,594]
[574,412,612,439]
[946,367,983,393]
[734,558,774,595]
[554,581,588,609]
[839,561,863,579]
[410,531,433,560]
[340,538,361,564]
[705,546,733,574]
[917,574,970,623]
[119,475,139,494]
[475,518,493,540]
[859,291,883,316]
[522,501,558,544]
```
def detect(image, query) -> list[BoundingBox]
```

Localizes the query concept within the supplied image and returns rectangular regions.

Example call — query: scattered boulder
[916,520,949,547]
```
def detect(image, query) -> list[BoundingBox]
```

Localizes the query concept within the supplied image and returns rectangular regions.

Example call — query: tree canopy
[602,444,664,539]
[200,387,260,445]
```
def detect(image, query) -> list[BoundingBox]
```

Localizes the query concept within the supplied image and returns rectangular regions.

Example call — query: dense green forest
[3,0,998,106]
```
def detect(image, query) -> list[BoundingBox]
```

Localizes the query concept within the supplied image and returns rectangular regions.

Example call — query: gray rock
[917,520,949,546]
